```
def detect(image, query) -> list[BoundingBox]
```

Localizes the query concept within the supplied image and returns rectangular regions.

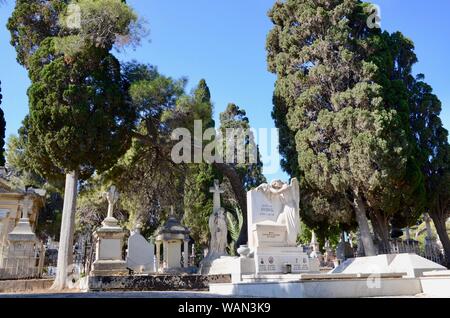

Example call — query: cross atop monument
[209,180,225,213]
[102,186,120,228]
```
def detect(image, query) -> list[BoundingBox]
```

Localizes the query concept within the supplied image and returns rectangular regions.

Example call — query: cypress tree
[266,0,420,255]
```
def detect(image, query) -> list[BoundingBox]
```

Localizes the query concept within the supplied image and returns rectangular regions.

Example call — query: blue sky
[0,0,449,182]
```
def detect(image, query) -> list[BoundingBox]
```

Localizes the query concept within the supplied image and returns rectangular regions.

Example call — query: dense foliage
[267,0,449,260]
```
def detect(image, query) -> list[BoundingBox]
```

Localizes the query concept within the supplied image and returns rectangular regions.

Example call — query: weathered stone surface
[0,279,53,293]
[87,274,231,292]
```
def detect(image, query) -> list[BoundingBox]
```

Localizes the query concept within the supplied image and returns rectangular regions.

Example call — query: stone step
[241,272,407,283]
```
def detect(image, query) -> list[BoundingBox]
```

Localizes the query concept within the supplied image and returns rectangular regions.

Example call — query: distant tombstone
[336,232,354,261]
[126,224,155,273]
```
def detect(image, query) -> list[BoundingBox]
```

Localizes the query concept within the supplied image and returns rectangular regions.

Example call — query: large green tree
[266,0,423,255]
[182,80,219,247]
[8,0,138,289]
[104,62,187,229]
[408,77,450,267]
[363,31,426,249]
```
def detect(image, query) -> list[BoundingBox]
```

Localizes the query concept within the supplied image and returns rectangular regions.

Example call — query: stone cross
[101,186,120,228]
[105,186,119,219]
[209,180,225,213]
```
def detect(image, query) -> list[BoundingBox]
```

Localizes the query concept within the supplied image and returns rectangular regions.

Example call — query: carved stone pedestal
[90,186,127,277]
[91,225,128,276]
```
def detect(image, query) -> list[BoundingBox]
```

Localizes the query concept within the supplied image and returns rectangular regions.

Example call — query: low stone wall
[88,274,231,292]
[0,279,54,294]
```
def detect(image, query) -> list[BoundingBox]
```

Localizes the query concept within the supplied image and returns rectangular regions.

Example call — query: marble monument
[91,186,128,276]
[246,178,319,275]
[154,207,192,273]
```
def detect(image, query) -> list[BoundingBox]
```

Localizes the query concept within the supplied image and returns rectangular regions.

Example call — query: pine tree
[8,0,138,289]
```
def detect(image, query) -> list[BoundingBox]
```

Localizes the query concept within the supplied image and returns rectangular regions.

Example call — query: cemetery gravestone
[126,224,155,273]
[246,178,319,274]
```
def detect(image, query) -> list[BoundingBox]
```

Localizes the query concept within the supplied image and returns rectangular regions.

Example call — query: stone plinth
[254,246,319,275]
[87,274,231,292]
[91,225,128,276]
[3,216,40,278]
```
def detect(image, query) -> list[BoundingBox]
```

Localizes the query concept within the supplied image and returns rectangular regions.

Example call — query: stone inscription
[259,204,275,217]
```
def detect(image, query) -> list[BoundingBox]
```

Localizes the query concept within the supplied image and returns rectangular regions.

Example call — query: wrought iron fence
[0,241,45,280]
[373,240,447,267]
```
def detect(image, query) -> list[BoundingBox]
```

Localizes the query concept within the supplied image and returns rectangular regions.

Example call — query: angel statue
[256,178,300,246]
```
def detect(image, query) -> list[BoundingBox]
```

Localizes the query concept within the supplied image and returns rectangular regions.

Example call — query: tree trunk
[430,212,450,268]
[50,171,78,290]
[213,163,248,247]
[353,192,376,256]
[370,211,390,254]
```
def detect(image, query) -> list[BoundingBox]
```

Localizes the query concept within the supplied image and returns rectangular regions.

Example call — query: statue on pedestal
[208,208,228,256]
[200,180,228,274]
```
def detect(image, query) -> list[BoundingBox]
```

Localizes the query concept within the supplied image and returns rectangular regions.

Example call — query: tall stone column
[156,242,161,272]
[163,241,168,268]
[183,240,189,268]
